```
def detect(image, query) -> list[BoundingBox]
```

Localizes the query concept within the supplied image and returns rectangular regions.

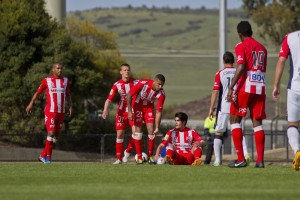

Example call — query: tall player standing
[227,21,267,168]
[26,63,72,164]
[102,64,138,164]
[127,74,166,164]
[209,51,250,166]
[272,30,300,171]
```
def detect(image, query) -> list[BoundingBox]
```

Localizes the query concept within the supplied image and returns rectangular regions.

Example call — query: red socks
[116,139,124,161]
[46,137,55,159]
[133,132,143,160]
[125,135,135,153]
[231,124,245,162]
[254,126,265,163]
[166,149,174,159]
[148,135,155,158]
[194,148,202,160]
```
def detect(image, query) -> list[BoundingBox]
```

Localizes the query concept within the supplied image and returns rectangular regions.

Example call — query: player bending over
[102,64,138,164]
[26,63,72,164]
[127,74,166,164]
[209,51,250,166]
[155,112,205,166]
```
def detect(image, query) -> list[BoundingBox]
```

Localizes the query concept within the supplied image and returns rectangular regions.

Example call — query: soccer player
[127,74,166,164]
[102,64,138,164]
[209,51,250,166]
[226,21,267,168]
[26,63,72,164]
[272,30,300,171]
[154,112,205,165]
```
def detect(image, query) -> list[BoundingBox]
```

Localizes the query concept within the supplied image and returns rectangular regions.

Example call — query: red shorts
[116,113,134,130]
[173,152,194,165]
[230,91,266,119]
[132,107,155,126]
[45,112,65,133]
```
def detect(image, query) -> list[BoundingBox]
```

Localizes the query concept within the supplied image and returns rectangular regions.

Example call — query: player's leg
[214,111,228,166]
[113,129,125,164]
[123,115,135,161]
[131,108,144,164]
[250,93,266,168]
[165,144,175,165]
[145,109,156,164]
[204,134,214,164]
[286,89,300,170]
[191,144,202,166]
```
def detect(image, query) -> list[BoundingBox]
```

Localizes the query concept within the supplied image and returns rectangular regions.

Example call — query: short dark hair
[223,51,235,64]
[175,112,188,125]
[154,74,165,82]
[52,63,62,68]
[120,63,130,70]
[237,21,253,37]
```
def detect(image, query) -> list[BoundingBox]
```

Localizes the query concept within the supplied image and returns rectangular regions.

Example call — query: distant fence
[0,129,294,163]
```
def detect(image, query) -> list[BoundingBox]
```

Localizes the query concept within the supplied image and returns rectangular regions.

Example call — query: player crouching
[154,112,205,165]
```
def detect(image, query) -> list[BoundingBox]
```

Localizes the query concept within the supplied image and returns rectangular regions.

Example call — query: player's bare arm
[66,93,72,117]
[154,110,162,134]
[102,99,112,119]
[154,143,165,160]
[273,56,287,101]
[127,93,133,121]
[226,63,245,102]
[26,92,41,115]
[209,90,218,120]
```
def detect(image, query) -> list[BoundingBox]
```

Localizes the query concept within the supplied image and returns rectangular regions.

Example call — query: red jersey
[37,75,70,113]
[235,37,267,95]
[107,78,138,114]
[129,79,165,111]
[162,127,203,156]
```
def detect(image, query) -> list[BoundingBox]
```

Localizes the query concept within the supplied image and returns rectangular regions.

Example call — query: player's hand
[68,106,72,117]
[154,154,161,161]
[208,108,213,120]
[226,89,233,102]
[26,104,33,115]
[128,111,133,121]
[102,110,108,119]
[272,86,280,101]
[154,128,159,135]
[206,136,211,141]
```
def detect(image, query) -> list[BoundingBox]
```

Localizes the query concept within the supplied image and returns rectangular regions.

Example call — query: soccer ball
[135,152,148,162]
[156,157,165,165]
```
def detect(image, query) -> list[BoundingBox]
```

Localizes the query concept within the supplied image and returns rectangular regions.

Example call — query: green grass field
[0,163,299,200]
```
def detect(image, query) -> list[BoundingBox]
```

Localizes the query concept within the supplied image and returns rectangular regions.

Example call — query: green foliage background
[0,0,125,134]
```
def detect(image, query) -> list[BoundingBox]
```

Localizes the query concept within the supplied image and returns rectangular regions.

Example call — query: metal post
[219,0,227,70]
[101,135,105,163]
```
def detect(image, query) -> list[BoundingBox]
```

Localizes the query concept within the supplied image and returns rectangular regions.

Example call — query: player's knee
[132,132,143,140]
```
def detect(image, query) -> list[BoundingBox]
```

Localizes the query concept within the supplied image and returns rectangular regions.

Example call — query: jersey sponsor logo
[249,71,265,83]
[109,89,114,95]
[237,55,243,62]
[50,82,55,87]
[214,82,219,87]
[239,108,247,113]
[164,135,169,141]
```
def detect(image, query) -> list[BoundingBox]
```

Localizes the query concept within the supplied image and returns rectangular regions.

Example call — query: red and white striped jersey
[279,31,300,92]
[213,66,236,113]
[129,79,166,111]
[162,127,203,156]
[37,75,70,113]
[235,37,267,95]
[107,78,139,114]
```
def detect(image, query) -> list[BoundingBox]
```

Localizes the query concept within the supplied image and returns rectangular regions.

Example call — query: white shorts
[215,111,230,133]
[287,89,300,122]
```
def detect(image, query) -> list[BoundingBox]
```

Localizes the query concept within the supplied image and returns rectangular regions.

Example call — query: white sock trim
[231,123,241,130]
[116,139,124,143]
[132,132,143,140]
[47,136,53,141]
[253,125,264,132]
[148,135,155,140]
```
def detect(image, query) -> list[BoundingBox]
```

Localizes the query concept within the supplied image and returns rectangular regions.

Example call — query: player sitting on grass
[154,112,205,165]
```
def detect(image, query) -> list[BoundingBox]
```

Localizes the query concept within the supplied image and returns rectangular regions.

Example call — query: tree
[243,0,300,46]
[0,0,125,134]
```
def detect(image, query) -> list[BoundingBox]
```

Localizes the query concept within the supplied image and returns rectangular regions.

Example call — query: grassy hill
[67,7,289,118]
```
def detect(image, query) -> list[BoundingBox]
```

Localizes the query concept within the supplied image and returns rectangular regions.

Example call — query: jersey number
[252,51,265,70]
[227,77,233,89]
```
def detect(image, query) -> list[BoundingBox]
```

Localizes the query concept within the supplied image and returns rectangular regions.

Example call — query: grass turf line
[0,163,299,200]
